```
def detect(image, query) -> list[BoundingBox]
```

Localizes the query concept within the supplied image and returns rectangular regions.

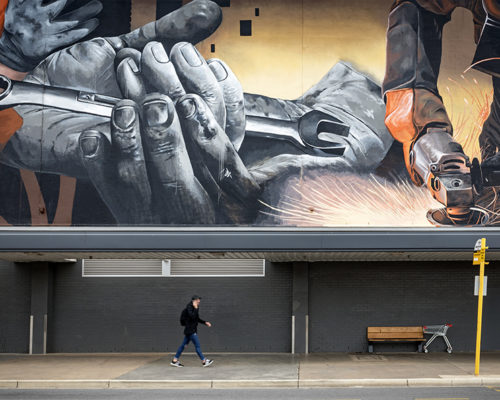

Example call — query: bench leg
[368,343,373,353]
[417,343,423,353]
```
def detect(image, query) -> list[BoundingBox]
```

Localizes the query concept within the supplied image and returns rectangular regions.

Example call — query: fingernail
[143,100,171,127]
[127,58,139,73]
[113,106,136,130]
[208,60,228,81]
[80,135,100,157]
[181,44,203,67]
[177,98,197,118]
[151,42,169,63]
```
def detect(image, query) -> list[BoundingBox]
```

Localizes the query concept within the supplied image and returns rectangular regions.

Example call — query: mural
[0,0,499,227]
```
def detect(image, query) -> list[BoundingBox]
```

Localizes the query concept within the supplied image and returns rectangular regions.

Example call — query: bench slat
[368,332,423,339]
[369,338,426,342]
[367,326,422,333]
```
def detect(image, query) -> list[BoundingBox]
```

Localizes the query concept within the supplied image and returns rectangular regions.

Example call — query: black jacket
[183,302,206,336]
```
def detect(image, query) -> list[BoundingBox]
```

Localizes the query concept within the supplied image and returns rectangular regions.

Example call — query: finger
[50,0,103,33]
[118,0,222,52]
[43,0,69,20]
[170,42,226,127]
[140,93,214,224]
[141,42,186,102]
[116,57,146,102]
[45,19,100,49]
[109,99,154,223]
[177,94,260,223]
[79,129,153,224]
[115,48,142,71]
[208,59,245,150]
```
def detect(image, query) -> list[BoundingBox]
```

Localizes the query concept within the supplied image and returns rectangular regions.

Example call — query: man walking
[171,295,213,367]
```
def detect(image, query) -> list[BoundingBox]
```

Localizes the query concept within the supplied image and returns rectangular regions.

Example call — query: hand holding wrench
[0,74,349,156]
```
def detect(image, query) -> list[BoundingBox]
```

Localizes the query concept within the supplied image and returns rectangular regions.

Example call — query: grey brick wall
[48,261,293,353]
[309,261,500,352]
[0,262,30,353]
[2,259,496,353]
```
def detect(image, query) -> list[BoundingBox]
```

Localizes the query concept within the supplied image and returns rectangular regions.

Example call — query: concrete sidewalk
[0,352,500,389]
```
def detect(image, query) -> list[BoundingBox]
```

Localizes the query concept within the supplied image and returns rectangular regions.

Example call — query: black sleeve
[383,1,449,97]
[198,316,206,324]
[186,304,197,319]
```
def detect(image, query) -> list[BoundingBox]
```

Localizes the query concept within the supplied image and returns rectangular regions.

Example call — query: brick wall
[48,261,293,352]
[309,261,500,352]
[0,262,30,353]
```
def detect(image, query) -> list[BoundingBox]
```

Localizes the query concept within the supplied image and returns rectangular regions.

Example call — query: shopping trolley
[423,324,453,353]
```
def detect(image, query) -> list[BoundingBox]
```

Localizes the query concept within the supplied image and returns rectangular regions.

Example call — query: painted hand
[0,0,103,72]
[243,62,394,187]
[0,0,223,177]
[79,42,259,224]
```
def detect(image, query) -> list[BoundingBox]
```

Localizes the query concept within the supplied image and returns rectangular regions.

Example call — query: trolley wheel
[447,349,452,354]
[424,348,428,353]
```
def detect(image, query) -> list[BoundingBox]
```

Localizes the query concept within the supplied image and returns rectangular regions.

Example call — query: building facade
[0,0,499,354]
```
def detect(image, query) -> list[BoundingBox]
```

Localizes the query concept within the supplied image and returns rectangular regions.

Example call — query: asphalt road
[0,387,500,399]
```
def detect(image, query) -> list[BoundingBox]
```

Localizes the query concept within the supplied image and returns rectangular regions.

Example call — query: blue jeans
[174,333,205,360]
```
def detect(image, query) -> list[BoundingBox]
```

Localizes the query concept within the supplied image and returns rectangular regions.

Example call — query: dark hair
[192,295,202,300]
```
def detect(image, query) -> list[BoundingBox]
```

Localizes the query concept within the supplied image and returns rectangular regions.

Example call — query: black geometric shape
[240,20,252,36]
[212,0,230,6]
[67,0,132,38]
[211,44,216,53]
[255,8,259,16]
[156,0,183,19]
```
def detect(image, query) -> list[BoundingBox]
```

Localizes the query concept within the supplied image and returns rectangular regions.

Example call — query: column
[292,262,309,354]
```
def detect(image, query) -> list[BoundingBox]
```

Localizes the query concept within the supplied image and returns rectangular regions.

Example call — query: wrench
[0,75,349,155]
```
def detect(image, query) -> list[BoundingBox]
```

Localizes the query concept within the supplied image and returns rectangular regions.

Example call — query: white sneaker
[202,359,213,367]
[170,360,184,367]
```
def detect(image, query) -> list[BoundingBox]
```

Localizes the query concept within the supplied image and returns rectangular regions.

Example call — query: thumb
[114,0,222,52]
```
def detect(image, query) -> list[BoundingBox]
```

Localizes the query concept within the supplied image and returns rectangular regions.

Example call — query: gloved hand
[0,0,103,72]
[244,62,393,186]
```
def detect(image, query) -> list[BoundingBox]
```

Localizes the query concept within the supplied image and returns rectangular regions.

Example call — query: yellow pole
[474,238,487,376]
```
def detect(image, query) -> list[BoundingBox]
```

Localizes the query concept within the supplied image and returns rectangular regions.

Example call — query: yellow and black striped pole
[473,238,488,376]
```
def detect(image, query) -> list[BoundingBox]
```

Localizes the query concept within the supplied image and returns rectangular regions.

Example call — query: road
[0,387,500,399]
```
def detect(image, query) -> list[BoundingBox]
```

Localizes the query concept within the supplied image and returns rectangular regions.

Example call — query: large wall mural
[0,0,499,227]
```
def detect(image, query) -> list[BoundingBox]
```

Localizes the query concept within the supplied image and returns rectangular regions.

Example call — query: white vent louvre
[82,259,169,277]
[168,259,265,277]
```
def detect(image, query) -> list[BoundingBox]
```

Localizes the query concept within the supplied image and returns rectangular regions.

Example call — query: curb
[212,380,297,388]
[109,380,212,389]
[299,379,408,388]
[1,377,500,389]
[17,380,110,389]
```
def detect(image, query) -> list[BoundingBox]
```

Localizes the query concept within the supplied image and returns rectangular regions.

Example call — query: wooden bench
[367,326,425,353]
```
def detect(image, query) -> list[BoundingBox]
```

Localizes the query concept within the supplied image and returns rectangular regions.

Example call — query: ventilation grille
[82,259,168,277]
[82,259,265,277]
[168,259,265,277]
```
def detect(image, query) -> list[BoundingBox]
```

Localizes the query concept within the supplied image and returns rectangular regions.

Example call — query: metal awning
[0,227,499,262]
[1,250,500,263]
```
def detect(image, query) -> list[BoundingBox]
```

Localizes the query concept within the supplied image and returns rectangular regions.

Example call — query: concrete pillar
[30,263,53,354]
[292,262,309,354]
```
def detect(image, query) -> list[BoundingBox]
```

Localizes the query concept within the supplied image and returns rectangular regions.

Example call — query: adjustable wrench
[0,74,350,155]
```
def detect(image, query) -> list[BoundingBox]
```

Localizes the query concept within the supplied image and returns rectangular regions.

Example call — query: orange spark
[260,173,441,227]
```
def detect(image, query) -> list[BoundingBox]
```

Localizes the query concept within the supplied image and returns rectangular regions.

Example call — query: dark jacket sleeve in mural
[390,0,485,41]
